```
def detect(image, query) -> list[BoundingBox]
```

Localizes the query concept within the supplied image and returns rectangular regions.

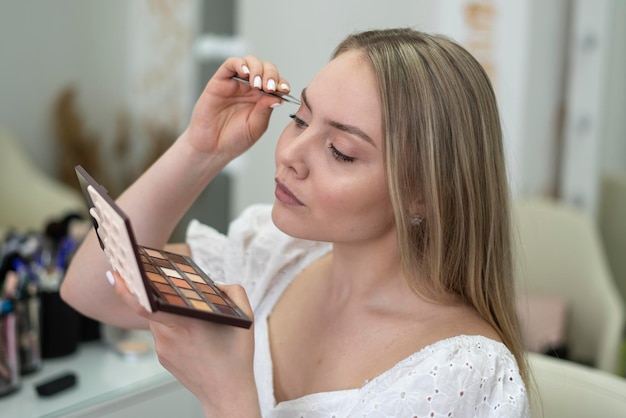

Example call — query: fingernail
[280,83,290,92]
[253,75,262,89]
[106,270,115,286]
[270,102,282,109]
[242,65,250,75]
[214,280,226,286]
[266,79,276,91]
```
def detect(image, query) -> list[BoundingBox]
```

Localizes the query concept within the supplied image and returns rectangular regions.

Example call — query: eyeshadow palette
[75,165,252,328]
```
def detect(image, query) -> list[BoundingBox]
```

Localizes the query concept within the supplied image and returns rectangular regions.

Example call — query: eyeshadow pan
[205,293,225,305]
[160,267,182,279]
[190,299,213,312]
[215,304,236,315]
[195,283,216,294]
[180,288,202,300]
[152,258,171,269]
[143,263,158,273]
[186,273,205,284]
[169,277,192,289]
[152,282,178,295]
[146,272,168,284]
[176,263,196,274]
[166,253,187,264]
[164,293,186,306]
[145,248,163,259]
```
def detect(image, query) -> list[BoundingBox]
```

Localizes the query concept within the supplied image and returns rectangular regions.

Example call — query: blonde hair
[333,28,529,386]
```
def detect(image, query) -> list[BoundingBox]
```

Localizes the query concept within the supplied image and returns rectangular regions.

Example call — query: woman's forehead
[306,51,383,143]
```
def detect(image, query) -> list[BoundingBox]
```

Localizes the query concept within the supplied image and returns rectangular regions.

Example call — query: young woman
[62,28,530,417]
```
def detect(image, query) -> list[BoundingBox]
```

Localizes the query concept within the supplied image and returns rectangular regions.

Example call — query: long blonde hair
[333,28,529,386]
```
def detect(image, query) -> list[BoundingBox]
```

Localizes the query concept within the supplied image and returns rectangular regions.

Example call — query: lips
[274,179,304,206]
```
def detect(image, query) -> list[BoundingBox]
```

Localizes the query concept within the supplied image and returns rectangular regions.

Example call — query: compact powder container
[75,165,252,329]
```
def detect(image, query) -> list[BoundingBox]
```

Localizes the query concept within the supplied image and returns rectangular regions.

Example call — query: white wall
[560,0,616,215]
[0,0,129,176]
[600,0,626,174]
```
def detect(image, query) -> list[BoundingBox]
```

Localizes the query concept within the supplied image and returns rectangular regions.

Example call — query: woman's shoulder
[360,335,529,416]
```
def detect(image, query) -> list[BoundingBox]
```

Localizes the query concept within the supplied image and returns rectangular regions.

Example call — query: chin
[271,203,321,241]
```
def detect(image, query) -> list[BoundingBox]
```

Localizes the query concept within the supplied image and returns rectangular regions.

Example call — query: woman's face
[272,50,394,244]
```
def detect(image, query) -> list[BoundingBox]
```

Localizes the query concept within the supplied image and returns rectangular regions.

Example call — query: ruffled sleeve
[350,336,529,417]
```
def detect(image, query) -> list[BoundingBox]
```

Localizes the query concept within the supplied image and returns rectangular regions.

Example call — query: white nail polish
[242,65,250,75]
[253,75,262,89]
[267,79,276,91]
[270,102,282,109]
[106,270,115,286]
[280,83,289,91]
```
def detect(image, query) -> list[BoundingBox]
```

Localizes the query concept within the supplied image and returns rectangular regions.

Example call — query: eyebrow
[301,89,377,148]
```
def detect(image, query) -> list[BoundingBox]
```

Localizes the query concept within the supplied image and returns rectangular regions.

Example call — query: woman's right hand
[184,56,294,163]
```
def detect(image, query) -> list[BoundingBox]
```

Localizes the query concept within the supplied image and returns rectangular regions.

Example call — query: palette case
[75,165,252,328]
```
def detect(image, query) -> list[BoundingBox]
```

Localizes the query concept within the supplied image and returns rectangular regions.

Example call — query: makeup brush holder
[14,295,41,374]
[40,290,79,358]
[0,300,21,397]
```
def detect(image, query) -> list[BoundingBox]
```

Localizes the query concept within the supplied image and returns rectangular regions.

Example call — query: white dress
[186,204,530,418]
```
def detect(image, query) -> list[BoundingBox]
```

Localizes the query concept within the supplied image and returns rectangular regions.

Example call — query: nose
[276,128,312,179]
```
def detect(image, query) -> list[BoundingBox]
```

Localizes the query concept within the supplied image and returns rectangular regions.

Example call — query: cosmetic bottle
[0,299,21,397]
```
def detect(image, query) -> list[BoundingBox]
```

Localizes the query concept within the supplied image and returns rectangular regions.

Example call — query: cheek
[316,171,393,224]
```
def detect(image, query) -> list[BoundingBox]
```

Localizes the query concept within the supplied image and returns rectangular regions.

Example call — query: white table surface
[0,332,175,418]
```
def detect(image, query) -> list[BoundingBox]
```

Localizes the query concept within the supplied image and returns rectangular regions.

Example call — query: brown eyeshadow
[153,282,178,295]
[205,293,225,305]
[146,272,168,284]
[143,263,158,273]
[176,263,196,274]
[166,253,187,264]
[192,283,214,294]
[164,293,187,306]
[153,258,172,269]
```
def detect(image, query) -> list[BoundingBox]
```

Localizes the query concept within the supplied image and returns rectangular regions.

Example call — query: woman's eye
[329,144,355,163]
[289,113,308,129]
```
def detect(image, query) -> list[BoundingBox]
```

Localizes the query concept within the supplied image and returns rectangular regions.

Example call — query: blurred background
[0,0,623,222]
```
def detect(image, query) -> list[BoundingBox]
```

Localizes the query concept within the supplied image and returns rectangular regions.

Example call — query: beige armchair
[513,197,625,374]
[529,352,626,418]
[0,127,85,234]
[598,172,626,311]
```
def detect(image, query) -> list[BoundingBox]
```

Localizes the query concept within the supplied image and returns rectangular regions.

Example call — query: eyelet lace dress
[186,204,529,418]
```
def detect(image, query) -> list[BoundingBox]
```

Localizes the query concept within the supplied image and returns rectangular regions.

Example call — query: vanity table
[0,333,203,417]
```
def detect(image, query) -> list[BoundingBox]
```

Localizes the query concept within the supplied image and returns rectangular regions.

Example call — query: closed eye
[289,113,308,129]
[329,144,355,163]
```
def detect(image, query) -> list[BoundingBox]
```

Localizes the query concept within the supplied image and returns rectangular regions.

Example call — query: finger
[241,55,265,90]
[260,61,280,92]
[109,270,150,317]
[216,56,252,80]
[276,76,293,94]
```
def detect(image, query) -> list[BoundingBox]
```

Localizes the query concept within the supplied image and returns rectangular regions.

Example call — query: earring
[409,214,422,226]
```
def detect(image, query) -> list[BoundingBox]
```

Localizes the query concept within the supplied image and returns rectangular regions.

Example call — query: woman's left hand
[109,271,261,418]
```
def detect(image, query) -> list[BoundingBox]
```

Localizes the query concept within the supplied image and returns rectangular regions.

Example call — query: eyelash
[288,114,355,163]
[289,113,307,129]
